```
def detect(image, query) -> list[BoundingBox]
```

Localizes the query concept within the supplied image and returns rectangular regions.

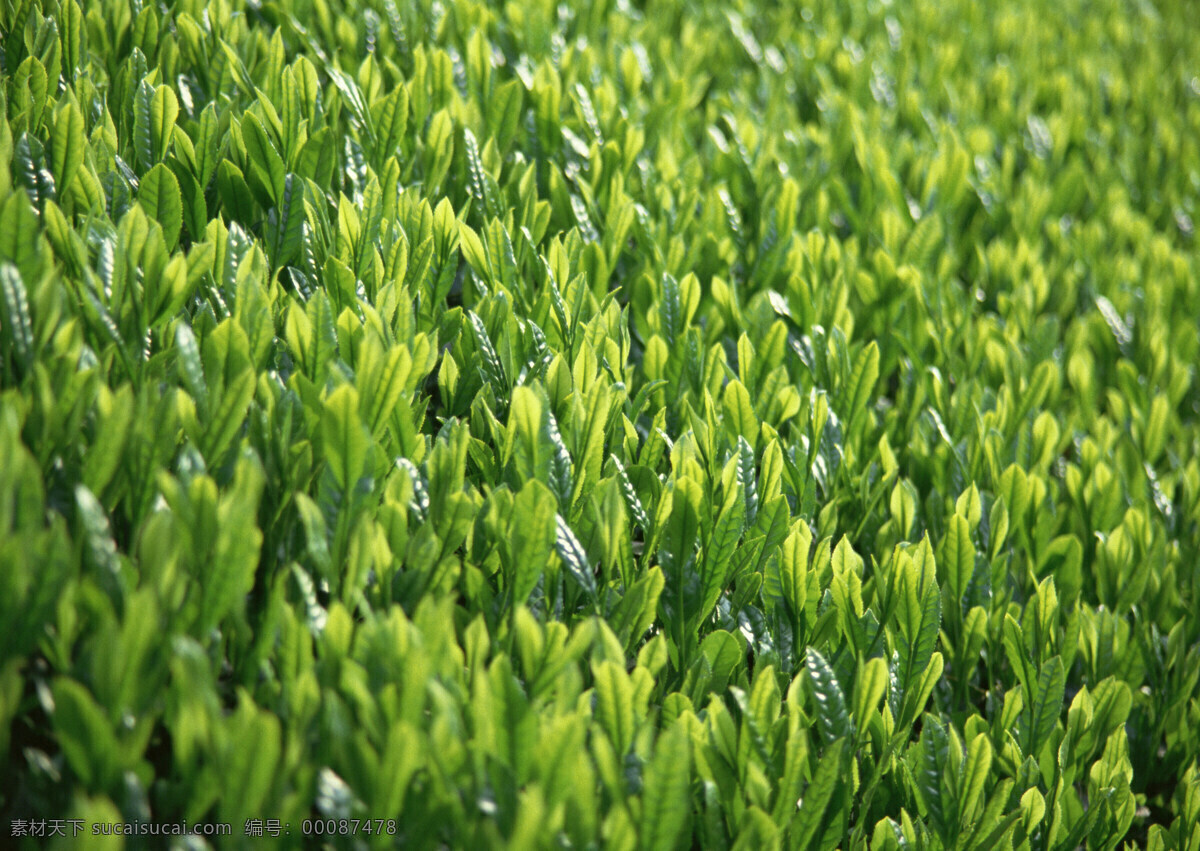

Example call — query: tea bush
[1,0,1199,848]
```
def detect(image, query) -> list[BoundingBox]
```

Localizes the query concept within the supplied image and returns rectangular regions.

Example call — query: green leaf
[267,173,306,268]
[304,290,339,382]
[12,132,54,208]
[167,159,208,241]
[1030,655,1065,755]
[966,810,1021,851]
[957,734,992,828]
[50,100,85,193]
[134,80,178,171]
[13,57,49,132]
[915,715,949,830]
[593,659,635,755]
[545,410,574,507]
[686,630,743,704]
[371,85,410,163]
[321,384,371,493]
[700,489,745,619]
[218,690,281,827]
[463,128,501,220]
[486,78,524,152]
[723,379,758,448]
[555,513,597,600]
[200,364,256,467]
[201,456,265,632]
[242,112,287,206]
[75,485,122,593]
[659,477,702,658]
[844,341,879,438]
[614,456,652,532]
[216,160,256,225]
[640,719,692,851]
[194,103,222,186]
[484,654,536,782]
[939,514,974,608]
[806,647,852,744]
[1142,393,1169,463]
[469,310,507,398]
[853,657,887,730]
[896,540,941,691]
[294,494,333,580]
[779,522,815,626]
[138,163,183,250]
[1002,614,1037,699]
[194,320,256,464]
[0,263,33,373]
[361,344,411,437]
[509,480,557,604]
[737,436,760,527]
[571,382,611,508]
[52,678,121,790]
[60,0,84,74]
[661,272,683,344]
[0,191,44,284]
[507,384,544,477]
[792,738,846,850]
[611,567,665,651]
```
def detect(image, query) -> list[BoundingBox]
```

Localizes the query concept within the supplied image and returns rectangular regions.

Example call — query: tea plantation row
[1,0,1198,848]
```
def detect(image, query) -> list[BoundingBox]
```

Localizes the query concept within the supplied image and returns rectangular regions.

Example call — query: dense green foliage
[2,0,1199,847]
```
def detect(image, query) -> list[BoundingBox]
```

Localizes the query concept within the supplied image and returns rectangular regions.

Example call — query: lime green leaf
[723,379,758,448]
[957,734,992,828]
[242,112,287,206]
[896,541,941,691]
[593,659,635,755]
[321,384,371,493]
[0,191,44,284]
[134,80,178,171]
[371,85,410,163]
[138,163,183,250]
[700,489,745,619]
[792,738,846,850]
[202,456,265,632]
[844,341,879,438]
[50,100,85,193]
[853,657,887,729]
[939,514,974,608]
[640,719,692,851]
[509,480,557,604]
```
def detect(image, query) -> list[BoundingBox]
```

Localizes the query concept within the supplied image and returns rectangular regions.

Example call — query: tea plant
[1,0,1198,848]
